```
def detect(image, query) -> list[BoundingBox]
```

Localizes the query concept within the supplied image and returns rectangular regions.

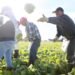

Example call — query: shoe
[36,56,38,59]
[14,50,19,58]
[67,64,73,73]
[2,67,16,71]
[20,62,28,66]
[7,67,16,71]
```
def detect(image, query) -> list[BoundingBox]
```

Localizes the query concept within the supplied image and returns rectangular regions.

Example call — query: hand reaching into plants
[53,36,59,42]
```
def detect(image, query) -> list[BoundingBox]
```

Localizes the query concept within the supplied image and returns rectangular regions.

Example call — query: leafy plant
[0,41,74,75]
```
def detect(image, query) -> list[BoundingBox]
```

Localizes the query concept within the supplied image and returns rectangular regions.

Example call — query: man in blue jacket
[20,17,41,65]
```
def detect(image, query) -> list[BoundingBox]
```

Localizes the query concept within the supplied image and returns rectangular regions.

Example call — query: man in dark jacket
[1,6,22,58]
[38,7,75,72]
[0,15,15,69]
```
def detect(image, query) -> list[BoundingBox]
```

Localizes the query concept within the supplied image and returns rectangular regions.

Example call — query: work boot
[14,50,19,58]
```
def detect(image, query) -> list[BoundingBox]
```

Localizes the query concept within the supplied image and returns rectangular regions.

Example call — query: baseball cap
[53,7,64,13]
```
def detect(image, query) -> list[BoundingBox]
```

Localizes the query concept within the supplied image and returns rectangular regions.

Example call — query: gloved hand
[53,36,59,42]
[37,14,48,22]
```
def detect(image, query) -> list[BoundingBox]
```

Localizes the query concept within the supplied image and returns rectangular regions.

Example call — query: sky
[0,0,75,40]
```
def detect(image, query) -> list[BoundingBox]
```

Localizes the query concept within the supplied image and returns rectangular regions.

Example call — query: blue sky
[0,0,75,40]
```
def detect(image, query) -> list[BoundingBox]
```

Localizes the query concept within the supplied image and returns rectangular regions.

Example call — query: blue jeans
[29,39,41,64]
[0,41,15,67]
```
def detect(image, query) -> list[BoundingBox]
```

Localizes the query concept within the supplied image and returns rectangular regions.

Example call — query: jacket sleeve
[48,17,60,25]
[56,26,62,37]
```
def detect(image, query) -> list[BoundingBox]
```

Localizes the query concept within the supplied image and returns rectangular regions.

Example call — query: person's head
[1,6,13,17]
[53,7,64,16]
[20,17,27,26]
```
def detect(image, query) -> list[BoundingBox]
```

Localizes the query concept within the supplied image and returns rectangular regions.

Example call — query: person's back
[56,14,75,40]
[0,20,15,41]
[26,22,41,41]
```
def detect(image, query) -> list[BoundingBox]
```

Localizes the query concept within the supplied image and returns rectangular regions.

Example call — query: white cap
[1,6,13,17]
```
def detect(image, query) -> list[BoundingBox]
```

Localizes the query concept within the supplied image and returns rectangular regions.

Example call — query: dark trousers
[67,39,75,64]
[29,39,41,64]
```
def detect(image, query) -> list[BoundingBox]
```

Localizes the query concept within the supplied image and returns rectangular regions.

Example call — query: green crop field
[0,41,75,75]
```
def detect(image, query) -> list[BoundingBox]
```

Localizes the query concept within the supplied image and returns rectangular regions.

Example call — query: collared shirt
[26,22,41,41]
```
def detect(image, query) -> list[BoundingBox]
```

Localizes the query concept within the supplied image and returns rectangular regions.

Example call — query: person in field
[1,6,22,58]
[20,17,41,65]
[0,15,15,69]
[38,7,75,72]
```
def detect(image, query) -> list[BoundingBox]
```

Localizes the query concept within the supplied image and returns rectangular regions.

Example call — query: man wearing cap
[20,17,41,65]
[38,7,75,72]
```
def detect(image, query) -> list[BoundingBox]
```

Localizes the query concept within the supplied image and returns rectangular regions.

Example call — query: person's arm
[53,25,62,42]
[56,26,62,38]
[26,23,35,41]
[38,14,60,25]
[48,17,60,25]
[53,35,59,42]
[33,24,41,39]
